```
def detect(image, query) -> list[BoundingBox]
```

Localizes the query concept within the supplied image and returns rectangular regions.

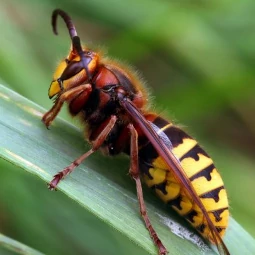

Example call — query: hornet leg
[42,84,92,128]
[48,115,117,190]
[128,124,167,255]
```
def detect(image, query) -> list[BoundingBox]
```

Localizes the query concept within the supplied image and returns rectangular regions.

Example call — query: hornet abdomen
[139,114,229,241]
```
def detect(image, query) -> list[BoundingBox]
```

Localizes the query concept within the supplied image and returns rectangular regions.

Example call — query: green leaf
[0,233,44,255]
[0,84,255,255]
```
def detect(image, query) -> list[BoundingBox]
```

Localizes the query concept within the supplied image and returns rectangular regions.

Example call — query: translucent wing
[120,99,230,255]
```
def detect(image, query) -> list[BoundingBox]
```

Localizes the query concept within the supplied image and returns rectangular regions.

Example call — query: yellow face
[48,60,68,98]
[48,50,99,99]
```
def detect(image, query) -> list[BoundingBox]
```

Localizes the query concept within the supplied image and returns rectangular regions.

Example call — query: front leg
[42,84,92,128]
[49,115,117,190]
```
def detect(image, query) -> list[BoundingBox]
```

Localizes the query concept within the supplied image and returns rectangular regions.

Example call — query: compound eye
[60,61,83,81]
[86,51,92,56]
[65,58,70,64]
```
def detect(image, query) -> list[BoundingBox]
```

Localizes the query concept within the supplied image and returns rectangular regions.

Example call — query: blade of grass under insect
[0,84,255,255]
[0,233,44,255]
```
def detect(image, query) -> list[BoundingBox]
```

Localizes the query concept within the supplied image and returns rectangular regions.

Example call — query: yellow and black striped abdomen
[139,115,229,242]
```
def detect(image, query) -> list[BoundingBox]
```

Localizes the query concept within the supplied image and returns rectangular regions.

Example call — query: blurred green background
[0,0,255,254]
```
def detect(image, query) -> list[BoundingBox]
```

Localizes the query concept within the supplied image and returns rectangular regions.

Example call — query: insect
[42,9,230,255]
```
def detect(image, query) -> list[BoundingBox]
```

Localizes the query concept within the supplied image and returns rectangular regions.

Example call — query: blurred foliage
[0,232,44,255]
[0,0,255,254]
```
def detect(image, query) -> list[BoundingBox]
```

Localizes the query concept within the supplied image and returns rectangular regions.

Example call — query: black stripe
[152,116,170,129]
[189,163,215,182]
[138,117,170,148]
[185,207,228,225]
[154,181,168,195]
[200,186,224,203]
[139,142,158,164]
[198,226,227,235]
[139,123,194,169]
[215,227,225,233]
[139,160,153,179]
[163,126,191,148]
[138,119,172,161]
[184,210,198,223]
[196,223,206,233]
[139,123,191,163]
[180,144,209,161]
[211,207,228,222]
[168,195,182,210]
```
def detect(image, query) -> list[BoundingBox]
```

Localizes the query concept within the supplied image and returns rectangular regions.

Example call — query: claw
[42,119,51,130]
[48,183,57,191]
[42,112,53,129]
[48,173,62,190]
